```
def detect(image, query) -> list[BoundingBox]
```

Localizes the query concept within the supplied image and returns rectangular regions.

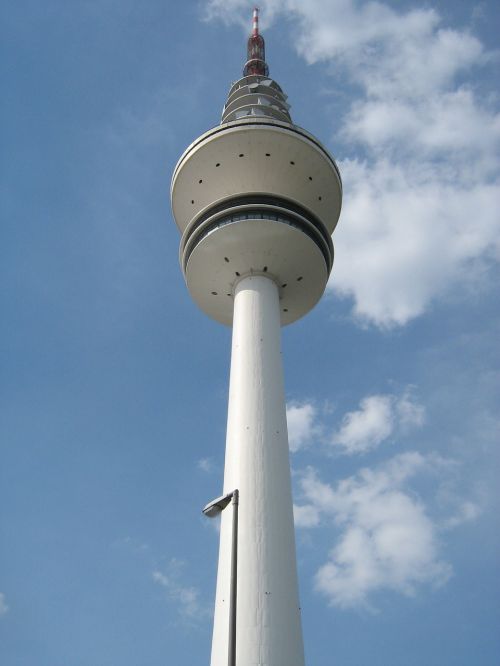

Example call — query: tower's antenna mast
[252,6,259,35]
[243,7,269,77]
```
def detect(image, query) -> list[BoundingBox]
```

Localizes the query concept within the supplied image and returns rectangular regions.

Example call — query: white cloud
[323,2,500,328]
[284,389,424,455]
[197,457,215,473]
[204,0,500,327]
[332,157,500,327]
[0,593,8,617]
[332,390,424,454]
[396,390,426,430]
[293,502,320,528]
[443,500,482,530]
[296,453,455,608]
[332,395,394,454]
[286,402,318,452]
[152,559,207,622]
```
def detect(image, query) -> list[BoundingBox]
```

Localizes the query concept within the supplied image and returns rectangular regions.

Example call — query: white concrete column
[211,274,305,666]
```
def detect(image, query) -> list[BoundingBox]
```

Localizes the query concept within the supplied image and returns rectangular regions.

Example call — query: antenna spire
[243,7,269,77]
[252,6,259,36]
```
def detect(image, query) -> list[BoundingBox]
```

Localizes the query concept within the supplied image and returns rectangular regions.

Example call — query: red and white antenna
[252,7,259,36]
[244,6,269,77]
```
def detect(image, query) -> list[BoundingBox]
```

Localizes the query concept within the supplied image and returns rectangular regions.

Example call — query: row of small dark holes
[212,262,303,303]
[282,275,304,312]
[190,155,322,204]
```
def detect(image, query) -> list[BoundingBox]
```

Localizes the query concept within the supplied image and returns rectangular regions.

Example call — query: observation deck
[170,32,342,327]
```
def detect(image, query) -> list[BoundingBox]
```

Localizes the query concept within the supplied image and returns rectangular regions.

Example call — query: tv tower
[171,8,342,665]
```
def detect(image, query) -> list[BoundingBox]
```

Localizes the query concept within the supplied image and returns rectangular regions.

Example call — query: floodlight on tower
[170,8,342,665]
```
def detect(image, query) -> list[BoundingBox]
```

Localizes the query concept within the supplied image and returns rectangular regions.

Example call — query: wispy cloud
[119,539,209,625]
[332,390,425,455]
[197,457,216,473]
[287,388,424,455]
[332,395,394,454]
[442,500,482,530]
[0,593,9,617]
[152,558,208,623]
[294,452,481,609]
[204,0,500,328]
[286,402,319,452]
[293,502,321,528]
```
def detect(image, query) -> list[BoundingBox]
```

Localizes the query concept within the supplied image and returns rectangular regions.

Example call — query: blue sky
[1,1,499,664]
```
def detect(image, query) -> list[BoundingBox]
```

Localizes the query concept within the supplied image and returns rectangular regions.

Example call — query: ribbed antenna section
[221,75,292,124]
[222,9,291,124]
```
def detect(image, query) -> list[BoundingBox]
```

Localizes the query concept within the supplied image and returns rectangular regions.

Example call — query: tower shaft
[211,275,304,666]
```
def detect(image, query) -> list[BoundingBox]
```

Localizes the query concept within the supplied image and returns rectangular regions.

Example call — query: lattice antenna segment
[243,7,269,77]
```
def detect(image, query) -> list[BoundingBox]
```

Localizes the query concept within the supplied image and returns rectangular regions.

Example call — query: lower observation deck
[170,117,342,325]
